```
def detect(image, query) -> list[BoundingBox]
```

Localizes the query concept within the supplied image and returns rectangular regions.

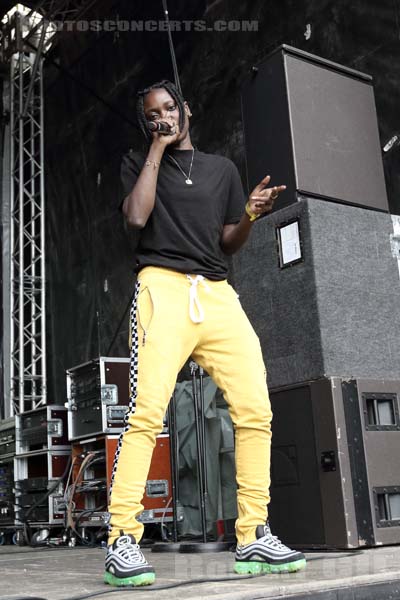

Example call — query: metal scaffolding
[6,15,47,415]
[1,2,97,417]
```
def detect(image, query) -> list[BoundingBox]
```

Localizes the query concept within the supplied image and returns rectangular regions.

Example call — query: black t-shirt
[120,147,246,281]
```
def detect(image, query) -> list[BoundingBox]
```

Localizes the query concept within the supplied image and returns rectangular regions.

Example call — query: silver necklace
[167,148,194,185]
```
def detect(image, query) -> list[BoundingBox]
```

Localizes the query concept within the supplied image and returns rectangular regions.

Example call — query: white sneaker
[235,523,306,574]
[104,533,155,586]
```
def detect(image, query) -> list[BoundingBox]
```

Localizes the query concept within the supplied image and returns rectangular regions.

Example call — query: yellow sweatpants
[108,266,272,546]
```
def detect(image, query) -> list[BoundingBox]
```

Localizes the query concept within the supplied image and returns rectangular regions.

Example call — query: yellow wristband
[245,201,259,222]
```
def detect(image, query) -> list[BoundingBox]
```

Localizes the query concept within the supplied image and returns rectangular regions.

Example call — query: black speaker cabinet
[269,377,400,549]
[241,45,388,212]
[232,197,400,389]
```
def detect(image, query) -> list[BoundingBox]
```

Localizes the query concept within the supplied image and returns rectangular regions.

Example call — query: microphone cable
[161,0,183,97]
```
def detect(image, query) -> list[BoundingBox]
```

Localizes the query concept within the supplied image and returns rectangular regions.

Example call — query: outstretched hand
[248,175,286,218]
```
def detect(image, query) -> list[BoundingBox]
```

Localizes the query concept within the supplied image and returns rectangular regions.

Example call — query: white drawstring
[186,275,210,323]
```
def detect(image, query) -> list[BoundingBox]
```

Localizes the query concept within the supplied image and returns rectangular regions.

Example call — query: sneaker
[104,533,155,586]
[235,523,306,574]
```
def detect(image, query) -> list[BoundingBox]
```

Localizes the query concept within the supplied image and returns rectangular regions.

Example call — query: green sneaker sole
[235,558,306,575]
[104,570,156,587]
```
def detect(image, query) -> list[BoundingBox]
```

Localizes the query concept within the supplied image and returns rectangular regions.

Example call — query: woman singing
[104,80,306,587]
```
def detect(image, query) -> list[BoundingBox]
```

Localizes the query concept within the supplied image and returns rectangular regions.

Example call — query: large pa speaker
[241,45,388,212]
[232,197,400,389]
[268,377,400,549]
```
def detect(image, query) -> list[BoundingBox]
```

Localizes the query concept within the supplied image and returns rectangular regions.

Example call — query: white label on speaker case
[280,221,301,264]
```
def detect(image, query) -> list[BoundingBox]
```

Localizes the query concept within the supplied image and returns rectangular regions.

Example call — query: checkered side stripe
[108,280,141,502]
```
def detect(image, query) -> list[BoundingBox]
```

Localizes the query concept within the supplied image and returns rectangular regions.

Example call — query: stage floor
[1,544,400,600]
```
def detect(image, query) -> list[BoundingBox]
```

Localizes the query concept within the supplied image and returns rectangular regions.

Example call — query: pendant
[185,178,193,185]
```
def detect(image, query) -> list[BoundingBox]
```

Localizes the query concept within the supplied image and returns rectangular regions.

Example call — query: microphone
[147,121,174,134]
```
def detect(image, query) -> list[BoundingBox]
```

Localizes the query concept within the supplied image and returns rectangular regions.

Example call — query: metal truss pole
[9,14,47,415]
[2,1,98,417]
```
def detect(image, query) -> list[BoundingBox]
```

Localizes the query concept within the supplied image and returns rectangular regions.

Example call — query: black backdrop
[30,0,400,403]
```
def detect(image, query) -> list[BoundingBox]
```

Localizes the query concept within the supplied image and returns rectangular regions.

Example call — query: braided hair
[136,80,186,144]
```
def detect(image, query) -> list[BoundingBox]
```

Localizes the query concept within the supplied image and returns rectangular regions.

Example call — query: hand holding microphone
[148,119,180,148]
[147,120,176,134]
